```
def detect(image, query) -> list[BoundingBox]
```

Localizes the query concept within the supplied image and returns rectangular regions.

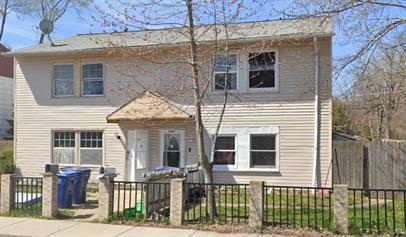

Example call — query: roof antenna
[39,19,55,46]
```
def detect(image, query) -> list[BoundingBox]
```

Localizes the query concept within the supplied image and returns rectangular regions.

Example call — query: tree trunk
[39,33,46,44]
[185,0,216,220]
[0,0,9,42]
[384,114,392,139]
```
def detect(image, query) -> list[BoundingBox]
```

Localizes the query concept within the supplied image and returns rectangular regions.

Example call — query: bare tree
[37,0,92,43]
[0,0,32,42]
[350,45,405,139]
[276,0,405,88]
[95,0,272,219]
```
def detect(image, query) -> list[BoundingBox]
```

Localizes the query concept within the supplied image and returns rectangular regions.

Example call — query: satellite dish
[39,19,54,35]
[39,19,55,46]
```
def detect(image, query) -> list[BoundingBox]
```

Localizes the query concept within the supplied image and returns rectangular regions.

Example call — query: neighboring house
[0,44,13,140]
[6,17,333,186]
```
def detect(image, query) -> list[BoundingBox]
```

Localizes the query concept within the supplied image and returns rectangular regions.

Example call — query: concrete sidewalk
[0,217,286,237]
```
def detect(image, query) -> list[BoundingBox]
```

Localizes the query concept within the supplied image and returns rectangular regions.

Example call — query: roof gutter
[312,36,320,188]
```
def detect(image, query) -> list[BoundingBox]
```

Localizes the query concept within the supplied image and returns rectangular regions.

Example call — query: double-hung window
[250,134,277,168]
[80,132,103,165]
[213,136,236,165]
[249,52,276,89]
[53,64,74,97]
[82,62,104,96]
[53,132,75,164]
[214,54,237,91]
[52,131,103,166]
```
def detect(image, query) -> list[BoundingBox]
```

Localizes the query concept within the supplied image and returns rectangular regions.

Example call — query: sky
[1,1,357,96]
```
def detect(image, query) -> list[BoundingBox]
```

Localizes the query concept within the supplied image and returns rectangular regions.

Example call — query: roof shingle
[8,16,333,56]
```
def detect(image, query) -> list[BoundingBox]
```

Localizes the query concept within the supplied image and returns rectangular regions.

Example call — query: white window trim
[212,134,237,171]
[159,129,186,168]
[81,61,104,97]
[52,63,75,98]
[51,130,105,168]
[208,126,279,172]
[213,53,239,92]
[247,49,279,92]
[248,133,279,172]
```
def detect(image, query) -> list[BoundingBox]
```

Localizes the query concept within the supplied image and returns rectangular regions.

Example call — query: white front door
[160,129,185,168]
[127,129,149,181]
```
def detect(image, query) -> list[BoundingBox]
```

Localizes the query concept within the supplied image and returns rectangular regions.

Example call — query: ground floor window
[160,129,185,168]
[80,132,103,165]
[213,136,236,165]
[53,131,75,164]
[163,133,181,167]
[250,134,277,168]
[52,130,103,166]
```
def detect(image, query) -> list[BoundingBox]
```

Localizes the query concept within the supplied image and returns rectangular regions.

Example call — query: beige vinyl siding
[14,38,332,186]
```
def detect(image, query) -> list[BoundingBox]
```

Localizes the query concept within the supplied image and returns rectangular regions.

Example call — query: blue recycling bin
[61,167,91,204]
[57,171,76,208]
[63,169,81,204]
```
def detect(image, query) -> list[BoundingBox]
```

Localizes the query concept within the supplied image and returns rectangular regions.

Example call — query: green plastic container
[123,202,144,219]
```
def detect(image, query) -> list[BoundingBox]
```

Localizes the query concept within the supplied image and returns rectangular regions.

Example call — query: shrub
[0,149,15,175]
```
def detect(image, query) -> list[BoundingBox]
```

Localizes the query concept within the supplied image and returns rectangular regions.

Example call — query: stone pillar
[249,180,264,228]
[42,172,58,218]
[0,174,15,212]
[334,184,348,234]
[170,178,184,226]
[98,176,114,219]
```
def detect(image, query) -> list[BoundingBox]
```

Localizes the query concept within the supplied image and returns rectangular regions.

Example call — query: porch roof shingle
[106,90,194,123]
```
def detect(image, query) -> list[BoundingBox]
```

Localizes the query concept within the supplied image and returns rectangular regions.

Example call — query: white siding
[0,76,13,139]
[14,38,332,186]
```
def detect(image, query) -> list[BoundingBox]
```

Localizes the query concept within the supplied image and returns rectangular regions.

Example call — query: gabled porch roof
[106,90,194,123]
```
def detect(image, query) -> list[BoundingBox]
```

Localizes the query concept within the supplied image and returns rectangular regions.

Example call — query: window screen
[214,54,237,90]
[250,134,277,168]
[82,63,103,96]
[53,64,74,96]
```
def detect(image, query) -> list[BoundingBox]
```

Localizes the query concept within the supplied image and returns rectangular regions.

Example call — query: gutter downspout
[312,37,319,188]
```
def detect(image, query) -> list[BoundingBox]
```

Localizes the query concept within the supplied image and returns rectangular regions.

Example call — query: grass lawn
[348,191,405,235]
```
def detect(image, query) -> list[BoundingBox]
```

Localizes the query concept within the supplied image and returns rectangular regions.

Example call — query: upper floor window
[249,52,276,89]
[214,54,237,91]
[213,135,236,165]
[53,64,74,97]
[82,62,103,96]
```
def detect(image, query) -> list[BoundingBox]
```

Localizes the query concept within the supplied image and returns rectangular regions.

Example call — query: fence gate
[333,140,368,188]
[110,181,170,222]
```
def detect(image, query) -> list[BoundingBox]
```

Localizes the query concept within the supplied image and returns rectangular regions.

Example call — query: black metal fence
[13,177,43,215]
[184,183,249,224]
[348,188,406,234]
[263,185,333,230]
[111,181,170,222]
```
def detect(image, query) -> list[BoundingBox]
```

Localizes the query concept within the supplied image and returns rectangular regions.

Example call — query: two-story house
[6,17,333,186]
